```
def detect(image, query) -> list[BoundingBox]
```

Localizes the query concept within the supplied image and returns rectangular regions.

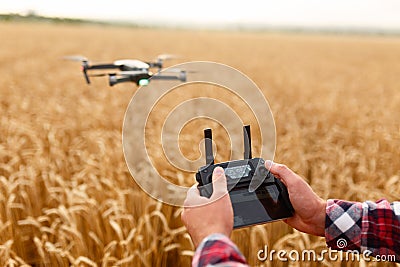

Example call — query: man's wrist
[315,198,327,236]
[299,198,326,236]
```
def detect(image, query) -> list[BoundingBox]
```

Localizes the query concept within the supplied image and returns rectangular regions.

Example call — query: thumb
[211,167,228,199]
[266,160,295,187]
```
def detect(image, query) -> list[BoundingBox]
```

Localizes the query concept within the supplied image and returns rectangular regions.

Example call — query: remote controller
[195,125,294,228]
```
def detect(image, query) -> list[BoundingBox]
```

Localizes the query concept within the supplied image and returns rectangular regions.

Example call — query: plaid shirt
[192,199,400,266]
[325,198,399,262]
[192,234,249,267]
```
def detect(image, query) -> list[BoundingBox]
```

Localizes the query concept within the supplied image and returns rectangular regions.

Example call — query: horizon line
[2,12,400,36]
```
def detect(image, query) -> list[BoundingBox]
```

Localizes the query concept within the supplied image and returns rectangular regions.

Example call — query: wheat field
[0,22,400,266]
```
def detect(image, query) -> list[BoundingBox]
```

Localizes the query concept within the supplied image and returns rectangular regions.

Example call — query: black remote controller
[195,125,294,228]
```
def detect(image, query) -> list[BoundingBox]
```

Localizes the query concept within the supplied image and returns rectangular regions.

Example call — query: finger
[266,160,296,187]
[211,167,228,199]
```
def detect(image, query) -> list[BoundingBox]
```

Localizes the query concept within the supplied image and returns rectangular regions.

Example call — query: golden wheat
[0,22,400,266]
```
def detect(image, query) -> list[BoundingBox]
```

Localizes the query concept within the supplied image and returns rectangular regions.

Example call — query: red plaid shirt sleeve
[325,199,400,262]
[192,233,249,267]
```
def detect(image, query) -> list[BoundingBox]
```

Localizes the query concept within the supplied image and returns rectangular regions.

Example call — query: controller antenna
[204,129,214,165]
[243,125,252,159]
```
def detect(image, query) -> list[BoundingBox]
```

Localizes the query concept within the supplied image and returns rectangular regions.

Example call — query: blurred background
[1,1,400,266]
[2,0,400,32]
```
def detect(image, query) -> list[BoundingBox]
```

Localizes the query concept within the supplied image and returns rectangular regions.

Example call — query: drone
[65,54,187,86]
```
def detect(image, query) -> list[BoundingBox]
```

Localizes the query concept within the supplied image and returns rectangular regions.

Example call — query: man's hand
[181,167,234,247]
[267,161,326,236]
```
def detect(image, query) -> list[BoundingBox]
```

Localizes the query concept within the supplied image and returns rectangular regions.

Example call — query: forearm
[192,234,249,267]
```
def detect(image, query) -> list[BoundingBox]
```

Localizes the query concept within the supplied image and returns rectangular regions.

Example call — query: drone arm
[82,64,120,84]
[109,76,132,86]
[82,66,91,84]
[152,72,187,82]
[146,62,163,69]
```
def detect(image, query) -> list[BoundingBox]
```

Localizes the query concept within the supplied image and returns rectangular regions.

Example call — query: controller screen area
[229,182,293,228]
[224,164,252,179]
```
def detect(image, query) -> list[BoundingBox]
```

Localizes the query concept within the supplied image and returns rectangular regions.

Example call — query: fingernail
[214,167,224,176]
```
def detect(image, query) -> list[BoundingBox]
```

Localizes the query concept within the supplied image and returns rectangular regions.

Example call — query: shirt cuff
[325,199,363,251]
[192,233,248,267]
[194,233,232,253]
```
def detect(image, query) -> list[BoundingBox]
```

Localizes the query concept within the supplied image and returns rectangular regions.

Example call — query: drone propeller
[160,68,196,74]
[146,54,179,71]
[63,55,92,83]
[63,55,89,62]
[156,54,179,61]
